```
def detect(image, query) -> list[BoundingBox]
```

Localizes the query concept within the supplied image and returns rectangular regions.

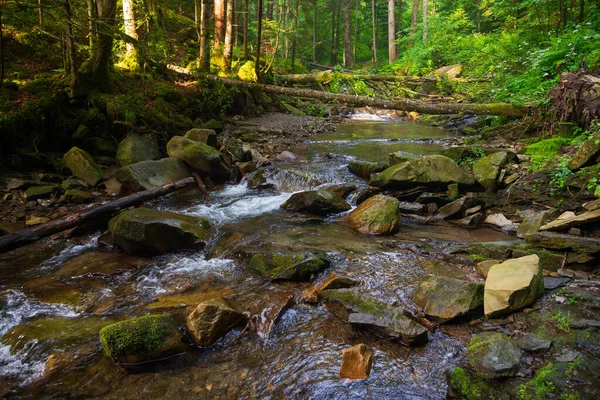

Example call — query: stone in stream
[369,155,475,190]
[339,344,373,380]
[347,194,401,235]
[539,209,600,232]
[472,151,518,190]
[476,259,500,278]
[64,189,94,203]
[22,277,98,312]
[185,298,247,347]
[483,213,519,232]
[116,134,160,166]
[184,128,218,148]
[108,208,212,255]
[411,276,484,323]
[24,185,62,200]
[114,158,192,191]
[281,189,351,215]
[63,147,105,186]
[323,183,357,200]
[524,231,600,255]
[454,212,484,228]
[388,151,419,166]
[99,314,187,364]
[348,160,389,180]
[484,255,544,318]
[435,196,479,220]
[166,136,230,180]
[301,275,360,303]
[61,178,88,191]
[319,289,428,346]
[249,252,331,281]
[466,332,521,379]
[517,208,560,238]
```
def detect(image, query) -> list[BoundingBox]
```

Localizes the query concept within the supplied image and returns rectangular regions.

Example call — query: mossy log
[0,177,197,254]
[208,76,526,117]
[278,71,490,85]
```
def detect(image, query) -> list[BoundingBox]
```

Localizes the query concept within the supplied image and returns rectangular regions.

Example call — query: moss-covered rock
[108,207,212,255]
[370,155,475,190]
[280,102,306,116]
[237,60,258,82]
[64,189,94,203]
[24,185,62,200]
[348,194,401,235]
[114,158,191,191]
[61,178,88,191]
[99,314,186,364]
[249,252,330,281]
[568,133,600,170]
[166,136,229,180]
[388,151,419,166]
[185,298,247,347]
[448,367,492,400]
[348,160,389,179]
[281,189,351,215]
[184,128,218,148]
[466,332,521,379]
[472,151,517,190]
[63,147,105,186]
[199,119,223,131]
[116,134,160,166]
[411,276,484,323]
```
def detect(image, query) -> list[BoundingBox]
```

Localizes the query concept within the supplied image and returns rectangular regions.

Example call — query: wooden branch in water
[208,76,526,117]
[192,172,211,202]
[0,177,197,254]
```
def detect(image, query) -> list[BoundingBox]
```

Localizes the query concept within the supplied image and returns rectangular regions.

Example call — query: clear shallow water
[0,119,513,399]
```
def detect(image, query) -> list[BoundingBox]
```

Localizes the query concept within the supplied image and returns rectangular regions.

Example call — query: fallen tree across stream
[0,177,198,254]
[208,76,526,117]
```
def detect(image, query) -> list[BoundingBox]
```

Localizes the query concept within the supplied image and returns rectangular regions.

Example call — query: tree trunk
[422,0,428,40]
[199,0,211,71]
[214,0,225,52]
[256,0,263,79]
[64,0,77,88]
[313,0,317,63]
[243,0,249,58]
[396,0,402,54]
[353,0,358,63]
[85,0,116,90]
[579,0,584,22]
[371,0,377,64]
[0,5,3,90]
[87,0,97,49]
[410,0,418,36]
[223,0,234,70]
[388,0,396,63]
[343,1,352,67]
[280,70,426,84]
[122,0,138,67]
[291,0,299,70]
[209,76,527,117]
[38,0,43,26]
[0,177,199,255]
[330,0,337,66]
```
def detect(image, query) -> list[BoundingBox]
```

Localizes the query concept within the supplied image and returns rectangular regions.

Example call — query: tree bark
[223,0,234,70]
[243,0,249,58]
[64,0,78,88]
[0,177,199,255]
[200,0,211,71]
[291,0,299,70]
[353,0,358,63]
[208,76,527,117]
[38,0,43,26]
[85,0,116,90]
[0,5,3,90]
[343,1,352,67]
[87,0,97,48]
[410,0,418,36]
[330,0,337,66]
[371,0,377,64]
[122,0,138,66]
[388,0,396,63]
[422,0,428,40]
[279,70,422,84]
[256,0,264,79]
[214,0,225,52]
[313,0,317,62]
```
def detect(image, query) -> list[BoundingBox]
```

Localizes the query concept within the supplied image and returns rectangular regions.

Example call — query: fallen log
[0,177,197,254]
[278,71,423,85]
[209,76,526,117]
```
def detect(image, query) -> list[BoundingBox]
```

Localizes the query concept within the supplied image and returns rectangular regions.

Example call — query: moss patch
[449,367,491,400]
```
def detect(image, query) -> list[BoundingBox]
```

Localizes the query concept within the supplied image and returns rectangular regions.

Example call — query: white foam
[40,234,100,270]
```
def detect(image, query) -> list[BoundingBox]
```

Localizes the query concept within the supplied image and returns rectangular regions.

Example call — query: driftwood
[0,177,198,254]
[209,76,526,117]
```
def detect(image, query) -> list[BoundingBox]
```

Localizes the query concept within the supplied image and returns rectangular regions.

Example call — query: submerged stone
[185,298,247,347]
[108,208,211,255]
[99,314,186,364]
[249,252,330,281]
[466,332,521,379]
[348,194,401,235]
[22,277,97,312]
[64,189,94,203]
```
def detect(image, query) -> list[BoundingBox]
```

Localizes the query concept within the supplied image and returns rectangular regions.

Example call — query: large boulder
[63,147,105,186]
[466,332,521,379]
[370,155,475,190]
[484,255,544,317]
[184,128,218,148]
[249,252,330,281]
[116,134,160,166]
[320,289,428,346]
[281,189,351,215]
[114,158,191,191]
[348,160,389,179]
[99,314,186,364]
[411,276,484,323]
[348,194,401,235]
[472,151,517,190]
[567,133,600,170]
[185,298,247,347]
[166,136,229,180]
[108,208,212,255]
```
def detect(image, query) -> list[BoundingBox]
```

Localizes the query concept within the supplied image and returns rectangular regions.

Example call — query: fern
[525,137,574,171]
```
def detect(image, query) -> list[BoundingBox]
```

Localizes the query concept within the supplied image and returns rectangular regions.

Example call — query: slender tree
[84,0,116,89]
[38,0,43,26]
[313,0,317,62]
[343,1,352,67]
[214,0,225,52]
[388,0,396,62]
[256,0,264,79]
[411,0,418,36]
[199,0,211,71]
[243,0,249,58]
[223,0,234,70]
[0,4,4,90]
[64,0,77,87]
[353,0,358,63]
[291,0,299,70]
[422,0,428,40]
[372,0,377,64]
[122,0,138,67]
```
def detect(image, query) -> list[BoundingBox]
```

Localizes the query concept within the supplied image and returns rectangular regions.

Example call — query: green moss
[99,314,177,358]
[319,289,387,318]
[517,363,557,400]
[249,253,327,280]
[449,367,490,400]
[468,253,490,262]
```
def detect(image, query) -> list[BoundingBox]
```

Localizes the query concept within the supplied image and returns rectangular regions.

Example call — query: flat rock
[517,209,560,238]
[116,134,160,166]
[516,334,552,352]
[114,158,191,191]
[339,344,373,380]
[567,133,600,170]
[454,213,484,228]
[249,252,330,281]
[543,277,571,290]
[436,197,479,220]
[524,231,600,255]
[484,213,519,232]
[540,209,600,231]
[348,160,389,179]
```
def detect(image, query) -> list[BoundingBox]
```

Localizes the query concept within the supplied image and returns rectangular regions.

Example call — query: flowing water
[0,118,515,399]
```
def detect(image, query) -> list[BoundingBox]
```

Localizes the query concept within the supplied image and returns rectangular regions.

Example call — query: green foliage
[524,137,574,171]
[517,363,556,400]
[549,157,574,196]
[551,311,572,332]
[449,367,490,400]
[457,146,486,170]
